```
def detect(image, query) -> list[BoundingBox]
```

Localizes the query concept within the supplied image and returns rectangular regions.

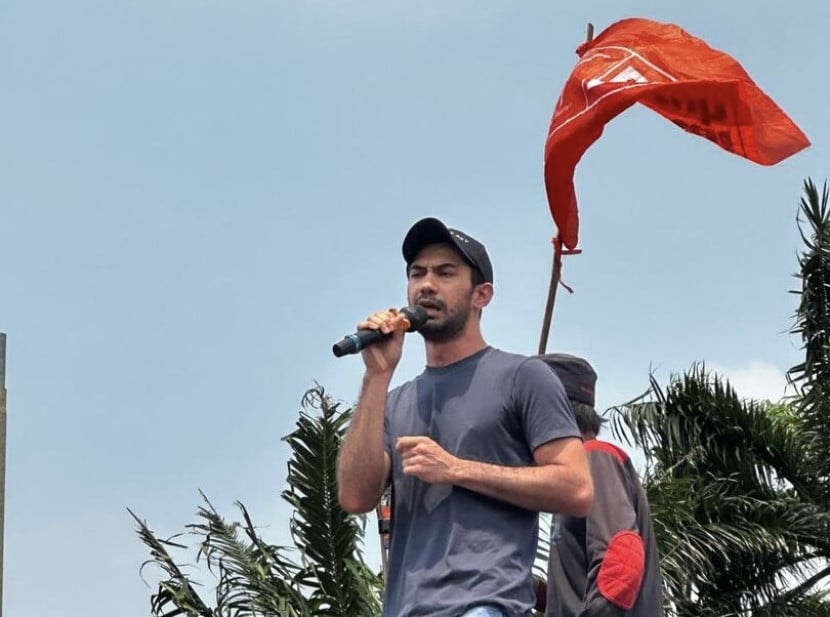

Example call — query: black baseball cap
[402,217,494,284]
[538,353,597,407]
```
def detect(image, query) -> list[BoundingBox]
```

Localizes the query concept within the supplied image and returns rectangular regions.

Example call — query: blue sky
[1,0,827,614]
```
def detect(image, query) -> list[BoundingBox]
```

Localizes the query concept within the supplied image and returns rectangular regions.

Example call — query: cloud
[708,360,792,403]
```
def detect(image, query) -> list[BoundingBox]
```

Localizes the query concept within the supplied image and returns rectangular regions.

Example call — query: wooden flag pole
[537,23,594,355]
[537,244,563,355]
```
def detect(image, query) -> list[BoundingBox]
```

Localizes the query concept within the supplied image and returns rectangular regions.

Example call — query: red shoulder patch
[584,440,629,464]
[598,530,646,609]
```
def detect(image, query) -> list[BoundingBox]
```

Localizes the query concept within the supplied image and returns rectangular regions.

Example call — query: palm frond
[533,512,552,580]
[281,386,382,616]
[129,508,215,617]
[188,493,311,617]
[789,177,830,492]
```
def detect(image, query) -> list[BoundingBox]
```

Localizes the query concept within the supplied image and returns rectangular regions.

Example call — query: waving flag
[544,17,810,250]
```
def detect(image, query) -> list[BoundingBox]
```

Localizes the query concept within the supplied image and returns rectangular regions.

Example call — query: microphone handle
[332,329,386,357]
[332,306,426,358]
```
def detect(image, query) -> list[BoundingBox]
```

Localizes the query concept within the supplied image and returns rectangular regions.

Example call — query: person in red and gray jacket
[535,353,665,617]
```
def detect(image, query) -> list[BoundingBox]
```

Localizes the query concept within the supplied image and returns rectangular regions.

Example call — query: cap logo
[450,231,470,243]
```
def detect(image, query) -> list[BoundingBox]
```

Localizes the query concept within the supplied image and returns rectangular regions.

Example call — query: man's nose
[416,275,437,295]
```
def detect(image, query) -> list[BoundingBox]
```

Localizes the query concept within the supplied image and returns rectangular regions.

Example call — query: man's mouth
[416,299,442,312]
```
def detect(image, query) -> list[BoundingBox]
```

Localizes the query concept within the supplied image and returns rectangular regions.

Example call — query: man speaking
[336,217,593,617]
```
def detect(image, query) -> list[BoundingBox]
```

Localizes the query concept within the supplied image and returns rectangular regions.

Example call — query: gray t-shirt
[382,346,580,617]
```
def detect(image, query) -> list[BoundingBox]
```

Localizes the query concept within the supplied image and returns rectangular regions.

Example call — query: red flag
[544,17,810,250]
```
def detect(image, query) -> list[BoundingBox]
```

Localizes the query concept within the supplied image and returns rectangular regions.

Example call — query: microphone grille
[402,305,428,332]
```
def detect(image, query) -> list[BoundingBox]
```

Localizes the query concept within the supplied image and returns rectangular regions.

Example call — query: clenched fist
[396,436,460,484]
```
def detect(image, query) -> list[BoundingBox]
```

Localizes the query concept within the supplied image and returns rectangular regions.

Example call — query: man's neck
[424,334,488,368]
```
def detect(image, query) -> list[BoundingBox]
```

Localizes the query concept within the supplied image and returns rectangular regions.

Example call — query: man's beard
[418,296,473,342]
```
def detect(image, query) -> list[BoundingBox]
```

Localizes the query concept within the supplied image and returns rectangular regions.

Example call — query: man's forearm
[451,457,592,515]
[337,371,392,514]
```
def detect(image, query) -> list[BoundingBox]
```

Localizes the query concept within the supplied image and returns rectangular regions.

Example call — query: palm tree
[611,178,830,616]
[614,371,830,616]
[131,386,383,616]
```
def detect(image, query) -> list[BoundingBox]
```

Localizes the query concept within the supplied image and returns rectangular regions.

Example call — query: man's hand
[396,436,460,484]
[357,308,408,376]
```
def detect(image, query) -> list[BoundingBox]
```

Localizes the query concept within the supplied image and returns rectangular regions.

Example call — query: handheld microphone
[332,306,428,358]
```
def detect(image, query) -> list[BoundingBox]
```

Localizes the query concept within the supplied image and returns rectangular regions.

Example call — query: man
[337,217,594,617]
[537,353,664,617]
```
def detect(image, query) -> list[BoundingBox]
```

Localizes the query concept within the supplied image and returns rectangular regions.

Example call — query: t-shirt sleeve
[511,357,582,451]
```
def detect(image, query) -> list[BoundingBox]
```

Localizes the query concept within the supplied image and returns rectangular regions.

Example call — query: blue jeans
[459,607,508,617]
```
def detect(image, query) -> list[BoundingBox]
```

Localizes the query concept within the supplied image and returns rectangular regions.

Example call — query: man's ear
[473,282,494,310]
